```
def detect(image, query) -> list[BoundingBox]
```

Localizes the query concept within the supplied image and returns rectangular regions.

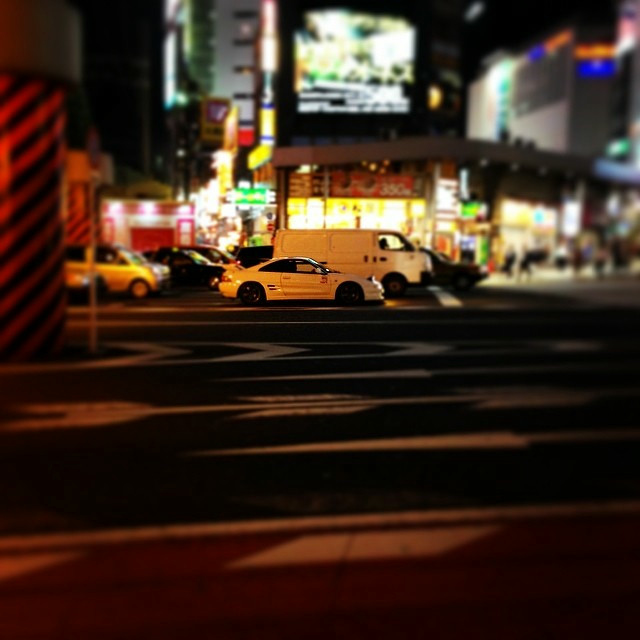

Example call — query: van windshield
[378,233,415,251]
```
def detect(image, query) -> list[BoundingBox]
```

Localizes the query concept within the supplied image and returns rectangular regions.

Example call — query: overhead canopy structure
[273,136,640,186]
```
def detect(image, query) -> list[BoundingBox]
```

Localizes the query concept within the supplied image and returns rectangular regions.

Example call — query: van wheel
[381,274,406,298]
[238,282,265,306]
[129,279,151,299]
[336,282,364,305]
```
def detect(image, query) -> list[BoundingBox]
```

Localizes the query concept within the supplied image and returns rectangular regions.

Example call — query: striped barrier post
[0,0,80,361]
[0,77,67,360]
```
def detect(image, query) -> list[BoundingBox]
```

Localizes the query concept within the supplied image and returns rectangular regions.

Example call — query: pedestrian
[572,243,583,276]
[593,245,608,279]
[502,246,516,277]
[517,247,532,281]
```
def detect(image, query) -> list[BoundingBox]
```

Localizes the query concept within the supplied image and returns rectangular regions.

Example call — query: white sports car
[219,256,385,305]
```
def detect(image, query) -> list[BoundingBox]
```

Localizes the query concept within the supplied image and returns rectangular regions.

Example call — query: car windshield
[119,248,147,266]
[184,250,212,265]
[305,258,339,274]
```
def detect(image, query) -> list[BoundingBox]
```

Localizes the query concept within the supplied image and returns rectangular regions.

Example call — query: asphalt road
[1,280,639,639]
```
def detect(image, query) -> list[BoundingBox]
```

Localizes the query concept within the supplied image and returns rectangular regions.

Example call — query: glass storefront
[286,197,426,239]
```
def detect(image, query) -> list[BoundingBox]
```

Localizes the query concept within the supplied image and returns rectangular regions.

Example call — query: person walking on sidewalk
[517,246,533,282]
[594,244,608,279]
[502,246,517,277]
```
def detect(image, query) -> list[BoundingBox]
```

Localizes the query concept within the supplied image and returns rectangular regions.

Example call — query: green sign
[461,201,487,219]
[233,187,269,205]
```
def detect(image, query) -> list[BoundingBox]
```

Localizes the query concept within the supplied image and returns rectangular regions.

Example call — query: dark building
[69,0,166,180]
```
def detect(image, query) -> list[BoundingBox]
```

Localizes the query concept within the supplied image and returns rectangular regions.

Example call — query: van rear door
[278,231,328,263]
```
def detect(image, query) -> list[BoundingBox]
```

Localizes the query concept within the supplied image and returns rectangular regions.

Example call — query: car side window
[96,247,118,264]
[295,262,317,274]
[259,260,293,273]
[172,254,192,267]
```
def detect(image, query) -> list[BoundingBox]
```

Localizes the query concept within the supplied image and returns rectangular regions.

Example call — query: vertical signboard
[200,97,231,146]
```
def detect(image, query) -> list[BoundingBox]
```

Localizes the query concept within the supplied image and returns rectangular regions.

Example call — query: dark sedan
[420,247,489,291]
[143,247,227,290]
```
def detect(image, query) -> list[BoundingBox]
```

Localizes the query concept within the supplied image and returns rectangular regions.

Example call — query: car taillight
[221,272,233,283]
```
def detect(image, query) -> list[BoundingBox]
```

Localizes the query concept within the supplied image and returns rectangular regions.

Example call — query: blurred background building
[10,0,640,267]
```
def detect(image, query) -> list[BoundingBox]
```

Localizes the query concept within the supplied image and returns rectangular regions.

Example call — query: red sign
[331,172,416,198]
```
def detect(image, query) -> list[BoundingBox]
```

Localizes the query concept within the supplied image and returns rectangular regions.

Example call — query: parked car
[65,245,170,299]
[178,244,237,266]
[235,245,274,268]
[420,247,488,291]
[143,247,226,290]
[65,266,108,303]
[219,256,384,306]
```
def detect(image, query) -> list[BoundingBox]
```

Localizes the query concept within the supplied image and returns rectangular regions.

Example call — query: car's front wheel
[336,281,364,305]
[129,279,151,299]
[238,282,265,306]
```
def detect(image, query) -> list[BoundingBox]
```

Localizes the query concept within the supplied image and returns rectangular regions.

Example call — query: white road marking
[5,384,615,432]
[186,428,640,457]
[0,551,82,582]
[5,386,632,431]
[2,501,639,554]
[0,341,454,374]
[222,369,432,382]
[430,286,463,307]
[226,525,499,570]
[214,343,308,362]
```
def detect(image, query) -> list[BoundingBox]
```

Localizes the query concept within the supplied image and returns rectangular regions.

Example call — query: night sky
[461,0,618,81]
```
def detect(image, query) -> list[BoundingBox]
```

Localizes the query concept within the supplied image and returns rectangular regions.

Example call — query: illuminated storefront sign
[201,97,231,145]
[436,178,460,215]
[502,199,557,230]
[260,106,276,145]
[231,187,276,205]
[460,201,488,220]
[163,32,177,109]
[288,172,417,198]
[286,197,425,235]
[248,144,273,170]
[223,106,238,153]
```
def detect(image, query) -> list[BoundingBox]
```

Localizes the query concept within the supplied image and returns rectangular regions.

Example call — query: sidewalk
[483,258,640,287]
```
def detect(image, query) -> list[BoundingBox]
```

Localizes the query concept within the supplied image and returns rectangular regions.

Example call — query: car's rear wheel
[238,282,265,306]
[453,274,472,291]
[381,274,406,298]
[336,281,364,305]
[129,279,151,299]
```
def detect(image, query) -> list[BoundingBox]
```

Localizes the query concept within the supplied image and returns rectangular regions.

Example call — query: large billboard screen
[294,10,416,115]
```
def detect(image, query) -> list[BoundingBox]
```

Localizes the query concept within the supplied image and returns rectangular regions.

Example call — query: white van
[273,229,431,297]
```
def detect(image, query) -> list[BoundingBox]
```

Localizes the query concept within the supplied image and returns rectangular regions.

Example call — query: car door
[429,250,453,286]
[281,259,332,299]
[95,246,129,292]
[170,253,197,284]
